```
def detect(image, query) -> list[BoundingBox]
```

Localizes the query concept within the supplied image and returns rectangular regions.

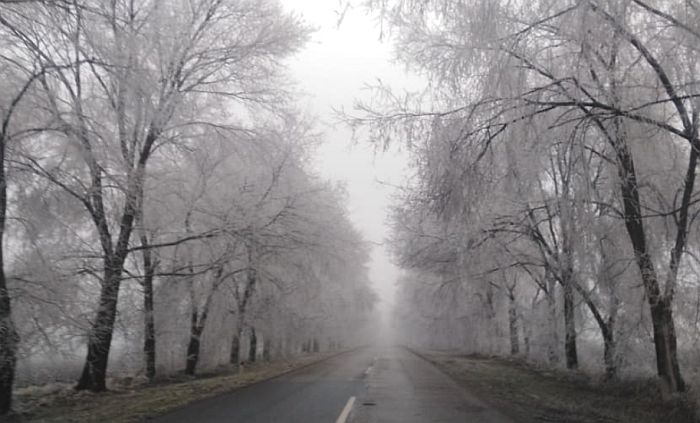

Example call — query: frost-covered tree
[355,0,700,396]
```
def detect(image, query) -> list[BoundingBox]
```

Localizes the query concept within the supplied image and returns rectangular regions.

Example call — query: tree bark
[615,137,685,393]
[231,242,257,365]
[0,137,18,414]
[0,270,17,415]
[249,327,257,363]
[143,268,156,381]
[602,325,617,380]
[184,266,221,376]
[185,312,203,376]
[76,262,125,391]
[563,280,578,370]
[575,284,619,380]
[508,291,519,355]
[523,329,530,357]
[141,235,157,381]
[230,331,240,365]
[546,275,559,366]
[650,297,684,395]
[73,115,156,391]
[75,182,144,390]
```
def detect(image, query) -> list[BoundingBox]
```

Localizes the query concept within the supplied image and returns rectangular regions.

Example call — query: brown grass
[8,353,339,423]
[420,351,699,423]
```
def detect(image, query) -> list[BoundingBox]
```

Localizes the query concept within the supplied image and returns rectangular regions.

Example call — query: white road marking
[335,396,356,423]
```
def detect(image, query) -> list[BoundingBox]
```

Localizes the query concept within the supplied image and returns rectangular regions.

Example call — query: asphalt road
[149,346,515,423]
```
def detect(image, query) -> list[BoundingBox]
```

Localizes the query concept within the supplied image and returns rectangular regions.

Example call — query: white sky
[283,1,421,312]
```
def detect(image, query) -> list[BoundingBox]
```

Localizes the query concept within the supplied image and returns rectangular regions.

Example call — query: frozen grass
[420,351,699,423]
[7,352,339,422]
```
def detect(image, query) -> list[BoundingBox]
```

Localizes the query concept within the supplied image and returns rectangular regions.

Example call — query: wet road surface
[149,346,515,423]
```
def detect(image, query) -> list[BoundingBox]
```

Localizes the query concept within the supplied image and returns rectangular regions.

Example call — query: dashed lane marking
[335,396,356,423]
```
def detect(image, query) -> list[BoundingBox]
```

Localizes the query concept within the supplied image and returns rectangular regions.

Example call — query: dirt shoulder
[7,352,342,423]
[418,351,698,423]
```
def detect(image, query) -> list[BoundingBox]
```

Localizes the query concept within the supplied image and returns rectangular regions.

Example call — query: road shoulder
[10,351,347,423]
[419,351,698,423]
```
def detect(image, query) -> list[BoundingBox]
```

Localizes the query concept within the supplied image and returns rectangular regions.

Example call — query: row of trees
[0,0,376,414]
[355,0,700,399]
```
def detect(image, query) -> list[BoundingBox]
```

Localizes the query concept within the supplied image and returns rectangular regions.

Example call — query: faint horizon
[285,0,423,315]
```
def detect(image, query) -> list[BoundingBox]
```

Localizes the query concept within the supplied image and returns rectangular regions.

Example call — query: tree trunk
[577,288,618,381]
[76,264,124,391]
[615,138,685,393]
[230,330,240,365]
[523,329,530,357]
[142,252,156,382]
[0,271,17,415]
[0,144,18,414]
[563,280,578,370]
[138,207,157,382]
[76,163,144,391]
[650,298,684,395]
[602,325,617,380]
[231,243,257,365]
[183,268,223,376]
[546,277,559,365]
[185,313,203,376]
[508,293,519,355]
[249,327,257,363]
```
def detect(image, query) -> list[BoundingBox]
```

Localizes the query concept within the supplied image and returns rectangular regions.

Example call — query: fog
[1,0,700,420]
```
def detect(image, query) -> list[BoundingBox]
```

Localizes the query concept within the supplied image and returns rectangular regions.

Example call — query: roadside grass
[7,352,340,423]
[421,351,699,423]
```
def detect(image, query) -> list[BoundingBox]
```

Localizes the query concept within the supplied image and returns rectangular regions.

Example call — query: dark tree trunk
[184,283,217,376]
[615,138,686,393]
[563,280,578,370]
[577,288,618,381]
[230,331,240,365]
[508,293,519,355]
[143,280,156,380]
[75,163,145,391]
[546,278,559,366]
[142,244,156,381]
[602,326,617,380]
[76,263,124,391]
[231,243,257,365]
[249,327,257,363]
[185,312,203,376]
[71,77,157,393]
[0,143,18,415]
[523,331,530,357]
[312,338,319,353]
[184,335,201,376]
[0,272,17,415]
[650,298,684,394]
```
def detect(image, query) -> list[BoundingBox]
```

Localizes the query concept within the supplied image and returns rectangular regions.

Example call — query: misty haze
[0,0,699,422]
